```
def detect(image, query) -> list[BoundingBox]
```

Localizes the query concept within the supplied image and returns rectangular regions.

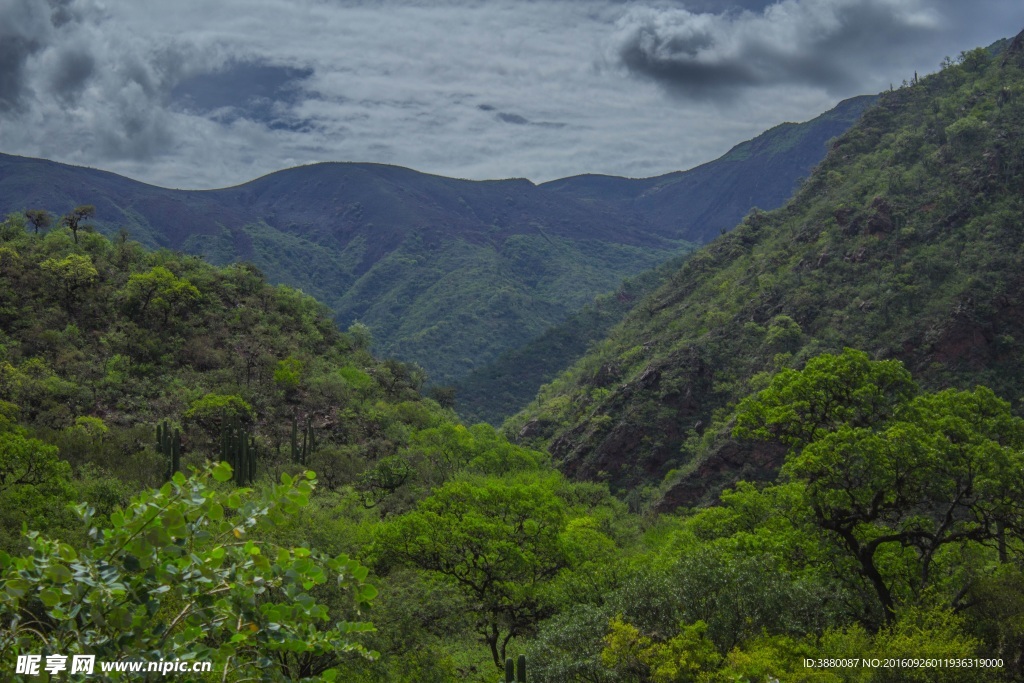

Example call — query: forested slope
[453,253,690,425]
[507,35,1024,505]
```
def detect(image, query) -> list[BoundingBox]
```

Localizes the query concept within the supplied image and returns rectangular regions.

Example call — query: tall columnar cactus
[290,414,316,464]
[157,420,181,481]
[291,414,299,464]
[220,414,257,485]
[504,656,526,683]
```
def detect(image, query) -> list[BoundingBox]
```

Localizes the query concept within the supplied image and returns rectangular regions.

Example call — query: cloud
[0,0,54,111]
[1,0,1022,189]
[170,62,315,130]
[613,0,943,98]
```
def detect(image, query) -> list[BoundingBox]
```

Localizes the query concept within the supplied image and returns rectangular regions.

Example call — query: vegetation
[454,252,692,425]
[2,465,377,682]
[2,216,1023,680]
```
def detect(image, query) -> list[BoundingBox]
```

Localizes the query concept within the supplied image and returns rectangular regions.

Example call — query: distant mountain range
[0,95,872,387]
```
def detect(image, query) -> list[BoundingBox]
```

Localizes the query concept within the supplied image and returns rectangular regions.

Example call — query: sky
[1,0,1022,190]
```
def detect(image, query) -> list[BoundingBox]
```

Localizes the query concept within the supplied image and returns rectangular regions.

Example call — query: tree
[60,204,95,244]
[0,213,26,241]
[735,351,1024,624]
[184,392,255,437]
[0,465,378,681]
[24,209,51,235]
[733,348,917,454]
[0,417,75,552]
[374,477,569,668]
[119,265,200,327]
[39,253,99,317]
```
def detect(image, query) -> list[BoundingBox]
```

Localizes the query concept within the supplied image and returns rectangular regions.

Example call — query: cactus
[503,656,526,683]
[157,420,181,481]
[220,414,257,485]
[290,414,316,464]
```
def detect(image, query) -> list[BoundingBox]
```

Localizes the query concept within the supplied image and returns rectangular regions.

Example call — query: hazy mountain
[540,95,876,244]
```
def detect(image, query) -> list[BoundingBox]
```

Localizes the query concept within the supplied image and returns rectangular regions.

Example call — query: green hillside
[453,253,691,425]
[506,37,1024,505]
[5,219,1024,682]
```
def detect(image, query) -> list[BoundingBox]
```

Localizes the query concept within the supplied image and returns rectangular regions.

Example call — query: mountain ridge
[0,95,871,386]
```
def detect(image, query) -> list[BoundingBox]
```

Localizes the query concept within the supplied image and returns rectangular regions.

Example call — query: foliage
[373,476,570,669]
[0,423,75,552]
[601,616,720,683]
[733,348,918,452]
[185,393,255,429]
[119,265,200,327]
[735,351,1024,624]
[0,464,377,681]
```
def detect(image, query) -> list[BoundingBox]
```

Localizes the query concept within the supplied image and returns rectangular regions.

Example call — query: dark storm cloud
[678,0,776,12]
[0,35,38,111]
[48,47,96,103]
[0,0,215,165]
[497,112,530,124]
[0,0,51,111]
[48,0,79,28]
[0,0,100,110]
[613,0,943,98]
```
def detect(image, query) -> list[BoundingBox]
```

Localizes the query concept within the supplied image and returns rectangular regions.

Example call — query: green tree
[0,213,26,241]
[0,422,75,551]
[373,477,569,669]
[39,253,99,317]
[601,616,721,683]
[24,209,51,235]
[185,393,254,426]
[736,352,1024,624]
[274,356,305,401]
[119,265,200,327]
[0,465,377,681]
[60,204,95,244]
[733,348,917,453]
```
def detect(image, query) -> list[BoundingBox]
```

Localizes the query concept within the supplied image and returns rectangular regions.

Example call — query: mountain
[448,96,874,423]
[505,36,1024,506]
[540,95,876,244]
[0,96,869,386]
